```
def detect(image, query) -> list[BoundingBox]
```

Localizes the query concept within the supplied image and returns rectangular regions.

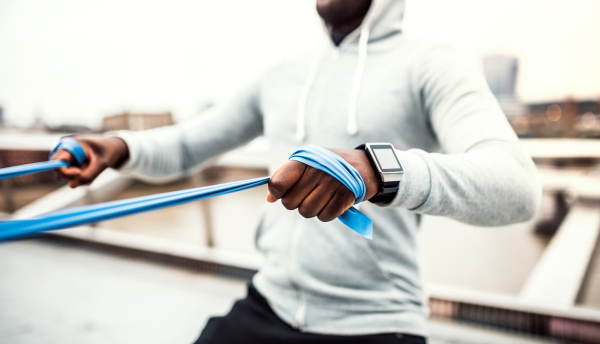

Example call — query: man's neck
[328,17,364,46]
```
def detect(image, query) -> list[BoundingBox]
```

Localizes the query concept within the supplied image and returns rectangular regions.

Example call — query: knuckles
[268,161,306,199]
[78,176,92,185]
[97,160,109,171]
[271,162,358,223]
[268,178,288,199]
[317,212,336,222]
[280,197,298,211]
[298,204,318,219]
[337,187,355,206]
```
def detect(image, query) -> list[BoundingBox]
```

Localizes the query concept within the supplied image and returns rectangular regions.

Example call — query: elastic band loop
[289,146,372,239]
[289,146,366,204]
[50,137,86,166]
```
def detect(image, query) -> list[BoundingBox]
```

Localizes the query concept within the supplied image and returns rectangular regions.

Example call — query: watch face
[370,144,404,173]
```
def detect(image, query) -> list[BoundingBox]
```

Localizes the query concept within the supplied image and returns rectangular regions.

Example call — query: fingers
[296,183,334,218]
[58,166,82,178]
[51,149,83,182]
[69,152,107,188]
[268,160,356,223]
[267,161,306,200]
[50,149,75,163]
[52,142,89,188]
[48,137,122,188]
[279,168,321,211]
[317,188,355,222]
[52,150,81,173]
[266,192,278,203]
[49,139,109,188]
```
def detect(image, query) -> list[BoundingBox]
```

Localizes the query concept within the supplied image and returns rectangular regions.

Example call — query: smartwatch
[357,143,404,204]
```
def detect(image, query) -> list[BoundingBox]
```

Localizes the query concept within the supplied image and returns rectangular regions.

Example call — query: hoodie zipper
[331,46,340,61]
[290,47,342,330]
[289,216,306,329]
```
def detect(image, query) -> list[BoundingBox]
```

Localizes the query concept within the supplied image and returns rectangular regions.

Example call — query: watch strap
[369,192,397,204]
[355,144,400,204]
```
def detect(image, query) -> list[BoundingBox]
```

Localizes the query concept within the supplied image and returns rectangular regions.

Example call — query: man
[53,0,541,343]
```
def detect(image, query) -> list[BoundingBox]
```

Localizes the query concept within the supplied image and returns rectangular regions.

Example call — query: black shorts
[194,283,427,344]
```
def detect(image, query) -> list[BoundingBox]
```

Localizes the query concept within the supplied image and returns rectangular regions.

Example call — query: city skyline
[0,0,598,127]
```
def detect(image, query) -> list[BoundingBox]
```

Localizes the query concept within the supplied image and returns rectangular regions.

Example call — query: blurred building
[49,124,96,134]
[482,55,600,140]
[511,99,600,138]
[0,130,66,213]
[483,55,519,96]
[0,130,65,185]
[103,112,174,132]
[483,55,525,119]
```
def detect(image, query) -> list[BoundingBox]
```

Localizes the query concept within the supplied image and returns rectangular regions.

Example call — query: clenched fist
[266,148,380,222]
[50,136,129,188]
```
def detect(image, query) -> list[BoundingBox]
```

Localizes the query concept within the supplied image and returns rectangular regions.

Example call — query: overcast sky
[0,0,598,128]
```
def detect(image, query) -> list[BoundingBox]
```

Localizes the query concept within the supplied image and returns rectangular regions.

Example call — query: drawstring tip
[295,131,306,143]
[347,123,358,136]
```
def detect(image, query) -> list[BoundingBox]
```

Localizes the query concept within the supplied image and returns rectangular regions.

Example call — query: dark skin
[52,136,129,188]
[52,0,380,222]
[266,148,379,222]
[317,0,372,45]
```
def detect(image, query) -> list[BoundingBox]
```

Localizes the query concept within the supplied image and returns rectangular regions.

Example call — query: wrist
[357,143,404,204]
[353,150,381,200]
[104,137,130,169]
[327,148,381,200]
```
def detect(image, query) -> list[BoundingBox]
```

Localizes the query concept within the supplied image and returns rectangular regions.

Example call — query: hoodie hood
[296,0,406,142]
[328,0,405,46]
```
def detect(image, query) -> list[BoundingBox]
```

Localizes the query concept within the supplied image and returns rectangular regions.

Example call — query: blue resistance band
[0,144,372,241]
[289,146,372,239]
[0,137,86,180]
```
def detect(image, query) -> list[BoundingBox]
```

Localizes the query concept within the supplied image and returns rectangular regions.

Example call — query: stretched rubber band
[0,145,372,241]
[289,146,372,239]
[0,137,86,180]
[0,160,69,180]
[0,177,270,241]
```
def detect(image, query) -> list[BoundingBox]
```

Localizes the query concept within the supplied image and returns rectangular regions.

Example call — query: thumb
[266,192,277,203]
[52,150,83,178]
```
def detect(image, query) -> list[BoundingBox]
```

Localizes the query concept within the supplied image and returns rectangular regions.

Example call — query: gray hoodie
[114,0,541,337]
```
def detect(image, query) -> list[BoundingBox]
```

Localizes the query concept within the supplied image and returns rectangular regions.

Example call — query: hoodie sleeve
[110,78,263,183]
[386,46,542,226]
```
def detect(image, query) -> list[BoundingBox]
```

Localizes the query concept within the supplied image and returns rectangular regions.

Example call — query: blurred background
[0,0,599,343]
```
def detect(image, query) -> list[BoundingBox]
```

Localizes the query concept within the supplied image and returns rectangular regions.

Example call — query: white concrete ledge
[429,283,600,323]
[519,203,600,308]
[52,225,264,271]
[537,168,600,198]
[520,138,600,159]
[13,168,132,219]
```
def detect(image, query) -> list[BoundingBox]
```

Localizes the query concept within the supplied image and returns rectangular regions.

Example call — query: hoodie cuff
[104,130,141,172]
[378,149,431,210]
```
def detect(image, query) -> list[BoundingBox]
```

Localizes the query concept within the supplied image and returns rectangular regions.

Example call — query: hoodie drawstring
[347,26,370,136]
[295,27,371,142]
[295,55,321,142]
